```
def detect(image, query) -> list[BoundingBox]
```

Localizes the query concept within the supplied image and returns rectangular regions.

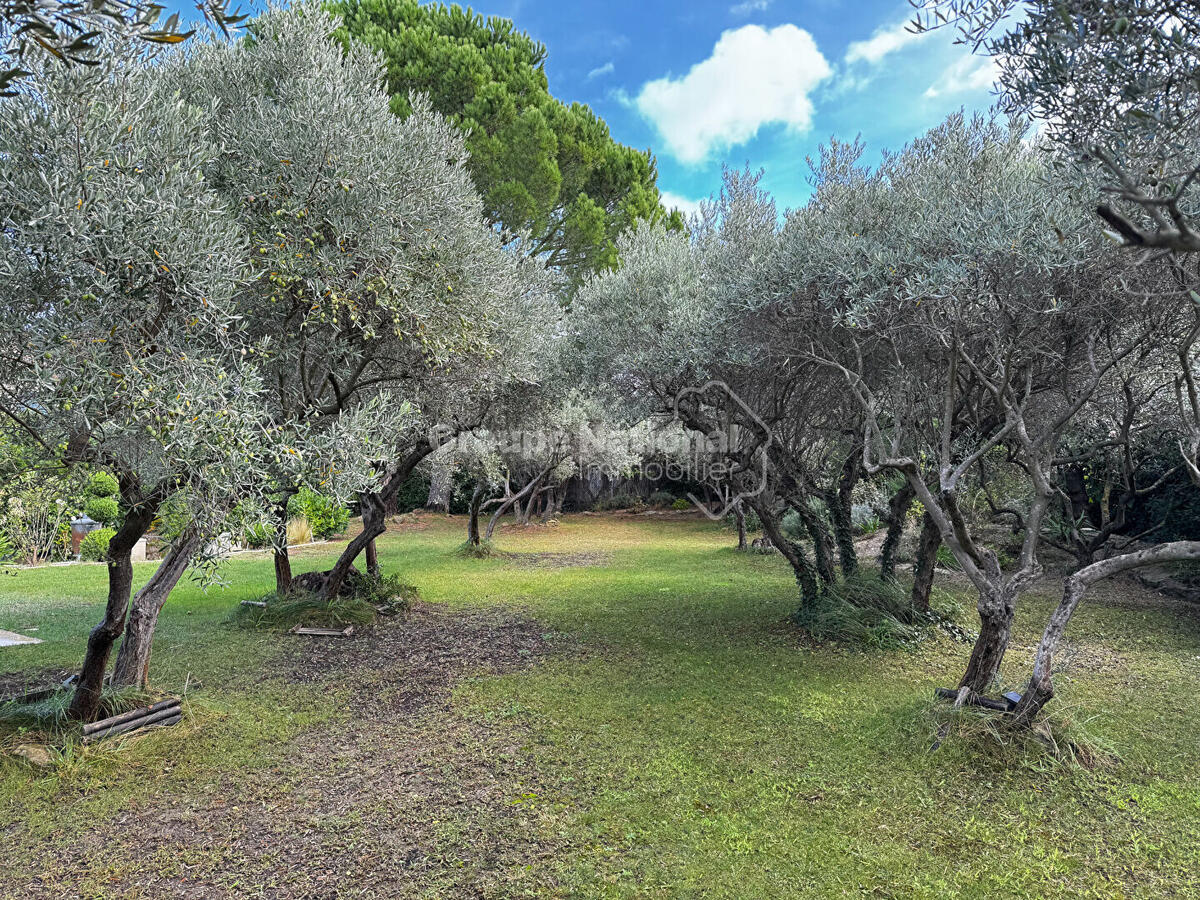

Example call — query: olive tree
[160,6,557,599]
[788,114,1160,698]
[912,2,1200,716]
[0,44,278,718]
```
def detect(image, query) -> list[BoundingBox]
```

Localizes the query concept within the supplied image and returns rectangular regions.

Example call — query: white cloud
[634,24,832,164]
[660,190,705,218]
[586,61,615,81]
[844,20,928,65]
[924,53,997,98]
[730,0,771,15]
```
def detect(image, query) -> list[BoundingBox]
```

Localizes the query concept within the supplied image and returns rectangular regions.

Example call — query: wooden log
[934,687,1010,712]
[82,698,181,736]
[290,625,354,637]
[82,703,183,744]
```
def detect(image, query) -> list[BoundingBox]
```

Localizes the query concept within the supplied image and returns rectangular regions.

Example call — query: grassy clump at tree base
[0,684,175,752]
[929,699,1120,771]
[457,539,496,558]
[232,572,417,631]
[791,572,966,650]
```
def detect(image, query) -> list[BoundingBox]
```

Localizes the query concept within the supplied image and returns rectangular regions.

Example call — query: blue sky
[167,0,1000,215]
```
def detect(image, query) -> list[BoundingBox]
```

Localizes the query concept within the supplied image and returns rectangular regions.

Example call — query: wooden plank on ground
[290,625,355,637]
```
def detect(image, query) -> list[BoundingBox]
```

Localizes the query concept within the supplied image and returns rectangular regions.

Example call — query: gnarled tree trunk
[790,499,836,586]
[910,511,940,613]
[752,498,819,608]
[485,459,559,540]
[958,585,1016,695]
[312,442,435,601]
[466,483,485,546]
[323,490,386,599]
[879,481,914,580]
[273,491,296,594]
[829,447,862,576]
[69,500,158,721]
[1013,540,1200,724]
[110,532,203,690]
[734,502,747,551]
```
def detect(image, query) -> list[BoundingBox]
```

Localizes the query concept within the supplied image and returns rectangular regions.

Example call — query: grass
[2,514,1200,897]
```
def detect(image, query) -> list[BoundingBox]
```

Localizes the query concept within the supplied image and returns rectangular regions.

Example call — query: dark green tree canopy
[333,0,681,288]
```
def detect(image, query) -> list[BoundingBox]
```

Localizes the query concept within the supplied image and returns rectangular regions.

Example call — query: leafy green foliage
[242,522,273,549]
[333,0,680,289]
[79,527,116,562]
[671,498,692,511]
[287,488,349,540]
[392,472,432,515]
[647,491,676,509]
[0,472,77,564]
[83,497,119,526]
[85,472,119,499]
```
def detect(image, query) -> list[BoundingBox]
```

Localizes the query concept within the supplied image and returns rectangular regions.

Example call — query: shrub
[288,488,349,539]
[850,502,877,530]
[671,498,692,511]
[86,472,119,498]
[79,527,116,561]
[0,473,76,564]
[781,508,803,540]
[83,496,120,525]
[647,491,676,509]
[596,493,639,511]
[856,514,882,536]
[243,521,273,548]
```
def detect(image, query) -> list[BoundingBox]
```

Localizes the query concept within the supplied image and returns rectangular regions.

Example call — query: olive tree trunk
[69,500,158,721]
[734,502,747,551]
[829,447,862,576]
[1013,540,1200,724]
[910,511,941,613]
[789,500,836,586]
[485,459,560,541]
[110,532,203,690]
[314,443,434,601]
[272,491,296,594]
[751,498,820,608]
[466,483,485,546]
[879,481,914,580]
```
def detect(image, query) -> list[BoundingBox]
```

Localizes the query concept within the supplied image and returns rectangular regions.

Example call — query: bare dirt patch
[0,666,73,701]
[14,604,574,899]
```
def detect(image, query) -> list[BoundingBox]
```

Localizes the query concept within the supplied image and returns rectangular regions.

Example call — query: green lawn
[2,514,1199,898]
